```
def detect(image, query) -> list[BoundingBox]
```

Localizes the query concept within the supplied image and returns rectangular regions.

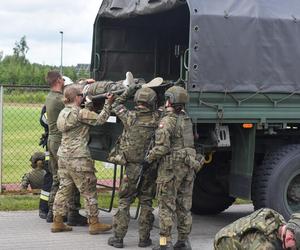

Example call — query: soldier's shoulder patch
[118,108,125,114]
[79,108,93,119]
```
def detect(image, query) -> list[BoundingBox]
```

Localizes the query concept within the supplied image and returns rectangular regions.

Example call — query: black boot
[67,211,87,226]
[173,239,192,250]
[152,242,173,250]
[138,238,152,247]
[46,211,53,223]
[39,210,47,219]
[108,236,124,248]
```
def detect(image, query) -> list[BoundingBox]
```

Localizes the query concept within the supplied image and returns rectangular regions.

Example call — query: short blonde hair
[63,84,82,104]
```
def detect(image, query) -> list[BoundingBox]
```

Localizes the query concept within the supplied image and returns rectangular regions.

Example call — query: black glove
[39,132,48,148]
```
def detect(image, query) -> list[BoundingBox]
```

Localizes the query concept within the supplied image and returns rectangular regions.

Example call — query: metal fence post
[0,86,3,193]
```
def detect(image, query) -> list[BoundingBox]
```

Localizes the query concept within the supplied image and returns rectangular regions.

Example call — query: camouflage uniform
[21,152,46,190]
[214,208,286,250]
[146,109,197,243]
[53,101,111,217]
[21,168,46,189]
[45,90,80,215]
[110,90,160,242]
[21,169,46,189]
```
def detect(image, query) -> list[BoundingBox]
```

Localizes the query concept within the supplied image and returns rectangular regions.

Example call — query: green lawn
[3,105,43,183]
[2,103,120,185]
[0,192,145,211]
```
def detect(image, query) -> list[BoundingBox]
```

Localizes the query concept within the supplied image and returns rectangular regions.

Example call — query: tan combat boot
[88,216,112,235]
[51,215,73,233]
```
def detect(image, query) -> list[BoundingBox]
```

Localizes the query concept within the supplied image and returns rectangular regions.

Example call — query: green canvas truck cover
[94,0,300,93]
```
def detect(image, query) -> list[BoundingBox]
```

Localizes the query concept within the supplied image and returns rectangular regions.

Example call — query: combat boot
[46,211,53,223]
[88,216,112,235]
[67,210,88,226]
[51,215,72,233]
[152,242,174,250]
[173,239,192,250]
[108,236,124,248]
[152,236,173,250]
[39,210,47,219]
[138,238,152,247]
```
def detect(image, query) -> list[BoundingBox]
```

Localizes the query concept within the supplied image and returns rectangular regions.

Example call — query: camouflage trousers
[53,157,98,217]
[157,156,194,241]
[113,162,156,240]
[214,231,282,250]
[47,139,80,213]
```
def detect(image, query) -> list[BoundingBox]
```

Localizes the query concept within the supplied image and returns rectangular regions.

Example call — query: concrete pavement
[0,204,254,250]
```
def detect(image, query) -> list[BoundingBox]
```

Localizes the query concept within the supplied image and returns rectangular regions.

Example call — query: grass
[0,192,144,211]
[3,104,44,183]
[4,90,47,104]
[234,198,252,205]
[2,102,120,184]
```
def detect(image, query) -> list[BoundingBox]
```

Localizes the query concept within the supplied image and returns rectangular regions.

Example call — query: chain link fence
[0,85,120,209]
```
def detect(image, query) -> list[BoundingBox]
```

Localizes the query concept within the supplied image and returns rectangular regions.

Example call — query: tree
[13,36,29,59]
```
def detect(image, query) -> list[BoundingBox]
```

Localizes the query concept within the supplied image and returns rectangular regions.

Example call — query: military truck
[89,0,300,219]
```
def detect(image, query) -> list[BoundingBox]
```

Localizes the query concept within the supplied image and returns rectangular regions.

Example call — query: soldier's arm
[78,101,112,126]
[113,103,133,129]
[146,117,173,163]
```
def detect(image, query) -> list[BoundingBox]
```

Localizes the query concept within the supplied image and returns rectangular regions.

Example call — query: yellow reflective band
[45,156,50,160]
[159,237,167,246]
[40,194,49,201]
[41,190,50,196]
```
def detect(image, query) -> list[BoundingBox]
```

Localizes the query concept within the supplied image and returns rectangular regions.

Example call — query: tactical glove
[84,95,94,110]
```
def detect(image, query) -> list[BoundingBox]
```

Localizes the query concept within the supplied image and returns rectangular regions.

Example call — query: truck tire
[252,144,300,219]
[191,166,235,215]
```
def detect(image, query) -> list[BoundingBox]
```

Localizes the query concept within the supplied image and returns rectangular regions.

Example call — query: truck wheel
[252,144,300,219]
[191,165,235,215]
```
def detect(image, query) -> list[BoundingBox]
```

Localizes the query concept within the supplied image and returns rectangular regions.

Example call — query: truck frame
[89,0,300,219]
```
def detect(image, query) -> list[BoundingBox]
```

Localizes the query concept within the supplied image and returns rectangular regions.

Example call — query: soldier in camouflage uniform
[45,71,86,226]
[145,86,203,250]
[108,86,160,248]
[214,208,300,250]
[21,152,46,190]
[51,84,113,234]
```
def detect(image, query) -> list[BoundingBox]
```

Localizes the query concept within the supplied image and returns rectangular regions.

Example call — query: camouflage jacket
[21,168,46,189]
[146,110,198,168]
[57,101,111,158]
[214,208,286,249]
[45,91,64,143]
[112,100,160,163]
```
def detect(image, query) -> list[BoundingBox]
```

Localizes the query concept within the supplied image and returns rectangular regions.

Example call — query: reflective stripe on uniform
[45,151,50,160]
[40,194,49,201]
[40,190,50,201]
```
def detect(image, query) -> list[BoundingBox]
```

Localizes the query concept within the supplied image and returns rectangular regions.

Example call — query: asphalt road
[0,204,254,250]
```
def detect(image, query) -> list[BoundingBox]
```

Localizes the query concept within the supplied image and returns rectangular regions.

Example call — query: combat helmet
[286,213,300,249]
[164,86,189,105]
[30,152,45,169]
[63,76,73,86]
[134,87,157,108]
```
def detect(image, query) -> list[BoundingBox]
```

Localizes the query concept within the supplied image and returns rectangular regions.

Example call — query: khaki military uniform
[214,208,286,250]
[110,96,160,241]
[21,168,46,190]
[45,91,80,214]
[53,102,111,217]
[146,110,198,242]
